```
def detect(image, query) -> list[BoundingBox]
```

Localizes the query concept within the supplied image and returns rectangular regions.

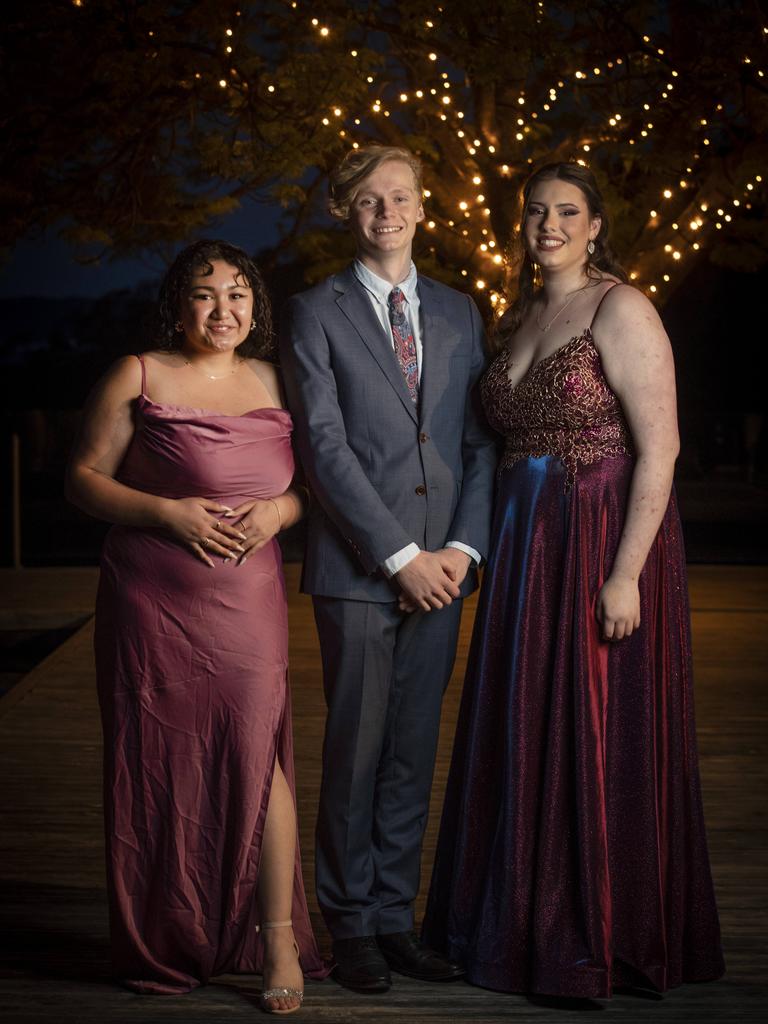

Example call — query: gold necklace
[536,284,588,333]
[182,357,242,381]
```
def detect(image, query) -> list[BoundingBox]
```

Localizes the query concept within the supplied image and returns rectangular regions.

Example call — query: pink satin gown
[94,355,325,992]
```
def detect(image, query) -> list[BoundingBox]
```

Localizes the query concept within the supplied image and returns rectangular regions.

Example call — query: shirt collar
[353,259,419,305]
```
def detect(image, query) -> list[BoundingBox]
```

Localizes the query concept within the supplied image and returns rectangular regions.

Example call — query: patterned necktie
[387,287,419,404]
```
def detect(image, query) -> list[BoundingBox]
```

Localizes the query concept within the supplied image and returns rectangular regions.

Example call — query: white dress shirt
[352,259,481,577]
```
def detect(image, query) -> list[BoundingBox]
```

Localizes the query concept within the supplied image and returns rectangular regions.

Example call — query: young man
[280,146,496,993]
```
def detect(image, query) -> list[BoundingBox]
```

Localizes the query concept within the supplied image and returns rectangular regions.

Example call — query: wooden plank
[0,564,765,1021]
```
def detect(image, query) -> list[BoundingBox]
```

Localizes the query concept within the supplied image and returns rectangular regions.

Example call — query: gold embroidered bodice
[482,329,633,487]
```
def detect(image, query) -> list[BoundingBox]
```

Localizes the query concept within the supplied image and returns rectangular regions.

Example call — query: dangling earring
[532,261,543,289]
[250,318,256,331]
[587,240,596,256]
[174,320,183,333]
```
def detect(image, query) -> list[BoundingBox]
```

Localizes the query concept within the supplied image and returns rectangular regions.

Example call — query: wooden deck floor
[0,564,766,1022]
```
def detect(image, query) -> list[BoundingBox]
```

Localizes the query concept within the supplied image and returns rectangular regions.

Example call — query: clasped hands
[396,548,472,613]
[161,496,281,567]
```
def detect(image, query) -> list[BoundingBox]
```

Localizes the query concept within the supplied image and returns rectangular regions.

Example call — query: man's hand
[438,547,472,587]
[395,549,466,613]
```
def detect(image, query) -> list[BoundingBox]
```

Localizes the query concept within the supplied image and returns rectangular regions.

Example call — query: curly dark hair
[155,239,273,358]
[491,163,627,353]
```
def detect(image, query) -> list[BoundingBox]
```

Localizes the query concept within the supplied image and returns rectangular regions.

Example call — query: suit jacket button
[415,484,426,496]
[419,433,429,443]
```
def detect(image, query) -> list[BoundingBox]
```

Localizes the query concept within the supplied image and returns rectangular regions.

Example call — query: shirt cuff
[381,542,421,578]
[446,540,481,566]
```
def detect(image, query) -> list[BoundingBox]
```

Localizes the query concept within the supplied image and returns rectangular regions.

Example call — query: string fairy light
[272,2,765,303]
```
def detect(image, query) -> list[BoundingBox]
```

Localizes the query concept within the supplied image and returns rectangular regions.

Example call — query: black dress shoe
[377,930,465,982]
[332,936,392,993]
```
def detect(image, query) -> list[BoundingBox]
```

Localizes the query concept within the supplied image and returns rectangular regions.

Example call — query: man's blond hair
[328,145,424,220]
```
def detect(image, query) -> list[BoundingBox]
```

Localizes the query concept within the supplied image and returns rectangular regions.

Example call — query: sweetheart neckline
[504,328,594,388]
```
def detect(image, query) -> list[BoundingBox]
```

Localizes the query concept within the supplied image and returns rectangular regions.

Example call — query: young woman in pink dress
[67,240,324,1014]
[423,165,724,1000]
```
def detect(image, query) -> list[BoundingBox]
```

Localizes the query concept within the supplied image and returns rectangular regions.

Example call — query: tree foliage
[1,0,766,309]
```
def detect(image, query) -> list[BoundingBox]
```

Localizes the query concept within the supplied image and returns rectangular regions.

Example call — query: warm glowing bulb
[428,52,437,61]
[476,280,486,289]
[219,79,227,88]
[472,176,482,185]
[663,189,673,198]
[459,201,468,210]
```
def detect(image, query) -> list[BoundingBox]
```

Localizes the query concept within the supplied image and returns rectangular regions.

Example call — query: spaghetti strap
[589,281,621,329]
[135,353,147,394]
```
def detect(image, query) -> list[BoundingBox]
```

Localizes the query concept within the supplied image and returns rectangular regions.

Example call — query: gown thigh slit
[95,356,324,993]
[423,330,724,999]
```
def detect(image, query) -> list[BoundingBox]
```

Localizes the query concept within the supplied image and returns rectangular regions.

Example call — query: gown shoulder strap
[589,280,623,329]
[135,353,147,394]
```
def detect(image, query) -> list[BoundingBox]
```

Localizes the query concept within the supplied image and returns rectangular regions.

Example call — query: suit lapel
[334,267,419,424]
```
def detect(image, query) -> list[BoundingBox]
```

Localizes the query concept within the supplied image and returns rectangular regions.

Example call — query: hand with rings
[159,496,247,568]
[226,497,283,565]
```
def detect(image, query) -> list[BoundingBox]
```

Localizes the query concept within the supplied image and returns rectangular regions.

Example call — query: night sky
[0,199,283,300]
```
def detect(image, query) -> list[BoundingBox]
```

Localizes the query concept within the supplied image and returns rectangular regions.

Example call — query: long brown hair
[491,163,627,353]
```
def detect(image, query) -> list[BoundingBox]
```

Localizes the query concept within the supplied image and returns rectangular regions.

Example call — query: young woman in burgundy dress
[423,164,724,999]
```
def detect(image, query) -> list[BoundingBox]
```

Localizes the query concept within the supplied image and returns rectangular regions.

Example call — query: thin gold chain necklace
[182,357,242,381]
[536,284,588,333]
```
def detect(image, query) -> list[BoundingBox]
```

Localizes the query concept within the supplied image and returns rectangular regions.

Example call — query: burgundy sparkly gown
[94,355,325,993]
[422,320,724,998]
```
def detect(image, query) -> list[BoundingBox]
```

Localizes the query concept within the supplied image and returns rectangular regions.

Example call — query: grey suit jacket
[280,265,497,602]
